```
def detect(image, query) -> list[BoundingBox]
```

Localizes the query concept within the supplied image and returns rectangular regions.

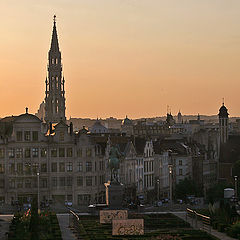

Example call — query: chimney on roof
[70,122,73,135]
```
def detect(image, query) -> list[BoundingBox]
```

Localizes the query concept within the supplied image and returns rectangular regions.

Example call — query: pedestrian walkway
[57,213,76,240]
[0,214,13,240]
[173,212,237,240]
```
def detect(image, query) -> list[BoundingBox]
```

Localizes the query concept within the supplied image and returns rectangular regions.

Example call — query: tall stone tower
[218,102,229,144]
[45,16,66,124]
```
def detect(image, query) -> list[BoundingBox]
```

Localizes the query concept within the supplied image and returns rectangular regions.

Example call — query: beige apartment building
[0,112,106,206]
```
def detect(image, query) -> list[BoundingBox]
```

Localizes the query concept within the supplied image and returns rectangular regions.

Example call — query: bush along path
[173,211,237,240]
[7,199,62,240]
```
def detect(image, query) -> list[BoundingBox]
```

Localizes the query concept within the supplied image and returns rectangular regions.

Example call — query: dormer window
[24,131,30,141]
[59,132,64,141]
[16,131,22,141]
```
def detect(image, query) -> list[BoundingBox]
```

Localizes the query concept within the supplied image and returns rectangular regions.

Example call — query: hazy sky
[1,0,240,119]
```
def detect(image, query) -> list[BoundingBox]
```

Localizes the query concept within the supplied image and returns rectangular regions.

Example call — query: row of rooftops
[0,112,204,158]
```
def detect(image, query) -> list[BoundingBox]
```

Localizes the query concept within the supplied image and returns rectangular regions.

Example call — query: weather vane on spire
[53,15,56,23]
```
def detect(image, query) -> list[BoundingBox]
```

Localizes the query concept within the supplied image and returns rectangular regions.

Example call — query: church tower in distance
[45,16,66,124]
[218,101,229,144]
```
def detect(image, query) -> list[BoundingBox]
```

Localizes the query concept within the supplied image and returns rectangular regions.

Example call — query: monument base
[106,181,124,209]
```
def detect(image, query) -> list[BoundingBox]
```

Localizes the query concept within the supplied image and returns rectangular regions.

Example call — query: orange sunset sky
[0,0,240,119]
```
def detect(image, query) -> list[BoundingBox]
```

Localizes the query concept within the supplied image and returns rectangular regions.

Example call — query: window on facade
[25,179,31,188]
[9,179,15,189]
[66,162,72,172]
[16,148,23,158]
[77,194,90,204]
[32,163,38,174]
[16,131,22,141]
[41,163,47,173]
[17,163,23,174]
[32,148,38,158]
[51,163,57,172]
[51,148,57,157]
[52,177,57,187]
[9,163,15,174]
[77,149,82,157]
[40,178,47,188]
[0,164,4,173]
[59,132,64,141]
[95,176,97,185]
[86,176,92,186]
[77,162,82,172]
[0,149,4,158]
[25,148,31,158]
[66,177,72,186]
[17,179,23,188]
[95,145,101,155]
[144,162,147,172]
[67,148,73,157]
[32,131,38,141]
[59,177,65,187]
[179,169,183,175]
[59,163,65,172]
[86,162,92,172]
[8,149,15,158]
[25,163,31,175]
[24,131,31,141]
[179,160,182,166]
[41,148,47,158]
[59,148,65,157]
[67,194,72,202]
[0,179,4,188]
[77,176,83,186]
[86,148,92,157]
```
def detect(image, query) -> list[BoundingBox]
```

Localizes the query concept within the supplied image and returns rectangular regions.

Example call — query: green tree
[175,178,202,200]
[206,182,233,204]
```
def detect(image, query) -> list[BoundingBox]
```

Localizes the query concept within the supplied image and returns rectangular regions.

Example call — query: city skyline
[1,1,240,119]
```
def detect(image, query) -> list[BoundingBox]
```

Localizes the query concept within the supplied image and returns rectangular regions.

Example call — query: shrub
[227,221,240,238]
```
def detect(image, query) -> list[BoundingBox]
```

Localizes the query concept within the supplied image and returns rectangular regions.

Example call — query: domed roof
[15,113,41,123]
[122,116,133,126]
[219,104,229,118]
[90,119,108,133]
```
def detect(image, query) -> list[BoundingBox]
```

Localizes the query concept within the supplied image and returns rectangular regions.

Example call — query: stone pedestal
[105,181,124,209]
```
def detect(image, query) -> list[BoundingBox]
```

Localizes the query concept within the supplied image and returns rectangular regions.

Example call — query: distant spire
[222,97,225,106]
[50,15,59,52]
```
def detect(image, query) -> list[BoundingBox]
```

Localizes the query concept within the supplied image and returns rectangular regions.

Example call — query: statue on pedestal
[108,145,121,183]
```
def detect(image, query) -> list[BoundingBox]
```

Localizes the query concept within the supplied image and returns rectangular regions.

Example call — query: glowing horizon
[1,1,240,119]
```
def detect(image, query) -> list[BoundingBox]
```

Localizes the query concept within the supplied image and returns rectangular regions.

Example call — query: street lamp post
[37,172,40,214]
[169,164,173,207]
[234,176,238,200]
[156,179,160,201]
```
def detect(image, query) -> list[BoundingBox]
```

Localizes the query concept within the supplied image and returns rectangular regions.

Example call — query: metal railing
[186,208,211,233]
[69,209,82,239]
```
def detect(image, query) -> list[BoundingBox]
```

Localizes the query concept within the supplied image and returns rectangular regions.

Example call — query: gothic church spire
[44,16,66,124]
[50,15,59,52]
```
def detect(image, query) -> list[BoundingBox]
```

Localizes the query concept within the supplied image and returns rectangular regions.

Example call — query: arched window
[56,76,58,89]
[56,58,58,64]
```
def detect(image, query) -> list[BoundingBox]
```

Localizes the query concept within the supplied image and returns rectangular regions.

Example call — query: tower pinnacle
[44,17,66,124]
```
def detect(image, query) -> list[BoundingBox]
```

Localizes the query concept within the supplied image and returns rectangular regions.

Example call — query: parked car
[65,201,72,207]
